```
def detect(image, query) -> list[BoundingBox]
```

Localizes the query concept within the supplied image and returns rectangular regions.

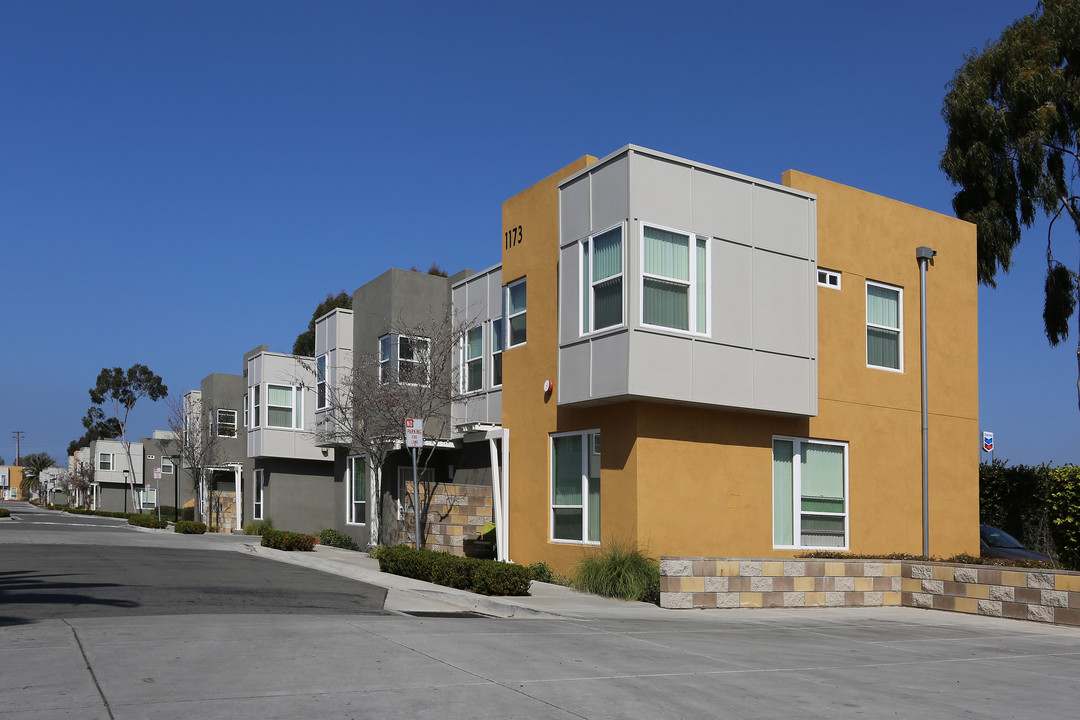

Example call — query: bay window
[582,225,624,333]
[267,384,302,429]
[463,326,483,392]
[641,224,708,334]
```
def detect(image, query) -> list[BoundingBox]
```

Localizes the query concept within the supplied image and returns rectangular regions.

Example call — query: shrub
[261,529,317,551]
[180,506,195,522]
[573,541,660,603]
[243,519,274,536]
[472,561,531,596]
[316,528,361,550]
[128,513,169,529]
[527,562,570,586]
[431,552,477,590]
[175,521,207,534]
[0,508,10,518]
[376,545,531,596]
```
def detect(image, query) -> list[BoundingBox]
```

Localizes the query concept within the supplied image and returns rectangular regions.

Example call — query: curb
[241,544,567,620]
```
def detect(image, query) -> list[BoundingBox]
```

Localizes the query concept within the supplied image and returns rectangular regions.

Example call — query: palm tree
[20,453,56,499]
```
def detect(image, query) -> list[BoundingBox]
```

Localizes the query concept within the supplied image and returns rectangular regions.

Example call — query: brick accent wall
[660,556,1080,627]
[399,482,493,555]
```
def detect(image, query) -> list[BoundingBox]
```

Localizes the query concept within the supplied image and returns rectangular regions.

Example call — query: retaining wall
[660,557,1080,627]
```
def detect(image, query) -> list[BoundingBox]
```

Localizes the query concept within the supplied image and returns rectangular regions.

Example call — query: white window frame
[504,278,527,348]
[490,317,503,389]
[251,385,261,428]
[639,223,710,336]
[580,223,626,335]
[160,456,174,475]
[265,384,303,430]
[818,268,841,289]
[253,469,264,520]
[866,280,903,373]
[772,436,849,551]
[216,409,238,437]
[379,335,392,384]
[462,325,484,393]
[549,428,601,546]
[316,354,328,410]
[347,455,366,526]
[243,394,249,428]
[98,453,113,471]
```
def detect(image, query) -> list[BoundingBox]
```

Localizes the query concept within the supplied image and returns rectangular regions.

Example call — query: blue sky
[1,1,1071,467]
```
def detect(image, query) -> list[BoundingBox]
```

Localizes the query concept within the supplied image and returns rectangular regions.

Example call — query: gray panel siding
[752,184,814,260]
[630,154,693,230]
[591,154,630,233]
[752,251,813,357]
[560,175,591,246]
[557,145,817,417]
[691,170,753,244]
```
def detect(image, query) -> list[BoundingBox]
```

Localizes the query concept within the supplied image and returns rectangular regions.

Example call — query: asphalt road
[3,502,1080,720]
[0,503,387,624]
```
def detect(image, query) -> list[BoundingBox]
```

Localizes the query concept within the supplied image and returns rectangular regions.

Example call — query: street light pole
[916,246,937,558]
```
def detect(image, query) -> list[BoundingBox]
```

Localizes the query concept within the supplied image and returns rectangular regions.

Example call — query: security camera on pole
[405,418,424,549]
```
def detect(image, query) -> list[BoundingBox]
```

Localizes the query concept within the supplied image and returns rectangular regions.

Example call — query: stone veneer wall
[399,482,493,555]
[660,557,1080,627]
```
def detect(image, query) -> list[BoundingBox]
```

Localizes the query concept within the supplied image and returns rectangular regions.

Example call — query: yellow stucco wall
[501,159,979,575]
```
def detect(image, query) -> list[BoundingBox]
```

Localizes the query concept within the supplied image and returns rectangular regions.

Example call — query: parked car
[979,525,1053,562]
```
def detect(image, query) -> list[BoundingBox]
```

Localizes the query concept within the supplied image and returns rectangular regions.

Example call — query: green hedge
[128,514,169,529]
[377,545,530,596]
[316,528,361,551]
[261,529,317,551]
[174,521,207,534]
[0,508,10,518]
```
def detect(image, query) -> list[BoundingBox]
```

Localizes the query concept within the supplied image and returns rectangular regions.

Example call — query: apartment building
[452,145,979,573]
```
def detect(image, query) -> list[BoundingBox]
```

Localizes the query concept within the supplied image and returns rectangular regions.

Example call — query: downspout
[916,246,936,558]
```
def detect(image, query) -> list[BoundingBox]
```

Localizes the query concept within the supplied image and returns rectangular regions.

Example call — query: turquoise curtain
[643,279,689,330]
[696,238,707,333]
[467,327,482,360]
[593,228,622,280]
[587,432,601,543]
[267,385,293,427]
[801,443,844,511]
[582,243,590,331]
[867,284,900,368]
[553,435,582,505]
[643,226,689,280]
[773,440,794,546]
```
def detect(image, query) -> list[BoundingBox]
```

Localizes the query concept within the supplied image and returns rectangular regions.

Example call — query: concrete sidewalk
[243,542,670,621]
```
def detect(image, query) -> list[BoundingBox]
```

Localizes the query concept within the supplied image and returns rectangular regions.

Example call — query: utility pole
[11,431,25,465]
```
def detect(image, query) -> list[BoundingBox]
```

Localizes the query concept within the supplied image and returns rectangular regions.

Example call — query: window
[266,385,302,429]
[773,437,848,549]
[347,455,366,525]
[641,224,708,333]
[253,469,264,520]
[316,355,327,409]
[866,281,902,371]
[216,409,238,437]
[505,279,527,347]
[463,326,483,392]
[98,453,113,471]
[139,487,157,508]
[818,269,841,288]
[379,335,392,383]
[160,457,174,474]
[379,334,431,386]
[243,394,249,428]
[551,430,601,544]
[582,225,624,333]
[252,386,261,427]
[491,317,504,387]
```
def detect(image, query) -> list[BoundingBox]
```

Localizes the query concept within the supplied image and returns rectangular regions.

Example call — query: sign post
[405,418,424,549]
[154,467,163,520]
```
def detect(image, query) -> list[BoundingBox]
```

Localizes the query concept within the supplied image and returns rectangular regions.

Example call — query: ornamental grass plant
[573,540,660,604]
